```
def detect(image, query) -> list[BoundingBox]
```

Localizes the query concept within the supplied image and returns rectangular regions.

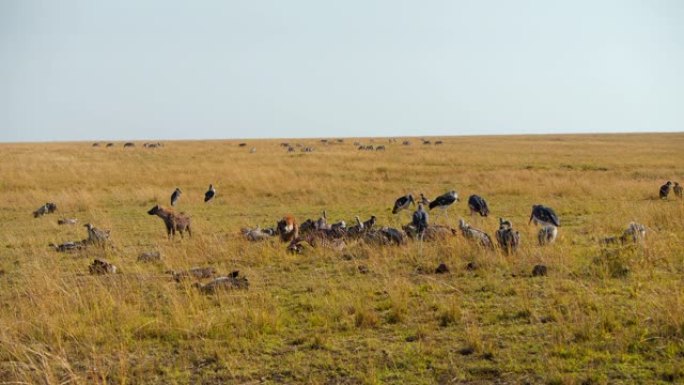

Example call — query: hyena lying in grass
[147,205,192,239]
[33,202,57,218]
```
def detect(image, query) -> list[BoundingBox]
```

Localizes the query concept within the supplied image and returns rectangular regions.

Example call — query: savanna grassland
[0,133,683,385]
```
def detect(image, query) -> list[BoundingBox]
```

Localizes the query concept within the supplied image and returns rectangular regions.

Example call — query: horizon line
[1,129,682,145]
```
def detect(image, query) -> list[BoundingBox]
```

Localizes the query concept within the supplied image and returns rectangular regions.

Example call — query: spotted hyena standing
[147,205,192,239]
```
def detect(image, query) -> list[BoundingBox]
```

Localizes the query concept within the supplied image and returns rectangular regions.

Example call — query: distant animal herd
[32,141,682,292]
[91,138,451,154]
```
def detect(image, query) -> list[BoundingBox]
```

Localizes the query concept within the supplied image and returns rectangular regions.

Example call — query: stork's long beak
[528,215,533,225]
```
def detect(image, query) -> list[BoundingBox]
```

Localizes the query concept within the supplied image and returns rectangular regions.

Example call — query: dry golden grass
[0,133,683,384]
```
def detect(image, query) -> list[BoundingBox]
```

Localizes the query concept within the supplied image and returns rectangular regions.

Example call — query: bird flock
[43,177,680,255]
[238,185,647,256]
[39,141,681,291]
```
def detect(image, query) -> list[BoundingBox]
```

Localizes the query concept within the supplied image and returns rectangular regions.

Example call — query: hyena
[147,205,192,239]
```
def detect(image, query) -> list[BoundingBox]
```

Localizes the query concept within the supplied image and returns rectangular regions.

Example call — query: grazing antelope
[375,145,386,151]
[123,142,135,148]
[170,188,182,206]
[495,218,520,254]
[660,181,673,199]
[204,184,215,202]
[458,218,494,249]
[147,205,192,239]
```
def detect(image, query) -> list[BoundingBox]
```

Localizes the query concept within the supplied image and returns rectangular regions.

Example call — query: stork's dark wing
[539,206,560,227]
[392,196,408,214]
[479,197,490,216]
[429,193,455,210]
[204,190,215,202]
[468,195,483,210]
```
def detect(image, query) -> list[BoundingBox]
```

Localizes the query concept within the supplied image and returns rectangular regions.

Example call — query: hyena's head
[147,205,162,216]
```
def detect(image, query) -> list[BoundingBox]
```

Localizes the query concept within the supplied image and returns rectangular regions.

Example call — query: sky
[1,1,683,142]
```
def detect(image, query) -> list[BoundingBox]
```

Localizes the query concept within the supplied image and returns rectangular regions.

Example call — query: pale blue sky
[1,1,683,142]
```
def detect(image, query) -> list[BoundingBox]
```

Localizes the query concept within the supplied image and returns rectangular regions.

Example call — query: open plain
[0,133,683,384]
